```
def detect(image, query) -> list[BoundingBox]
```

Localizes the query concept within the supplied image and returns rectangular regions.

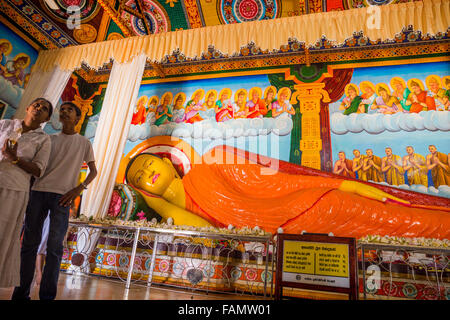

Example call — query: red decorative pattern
[238,0,258,19]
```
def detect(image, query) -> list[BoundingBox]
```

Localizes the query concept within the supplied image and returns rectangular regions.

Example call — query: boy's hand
[3,139,18,160]
[59,185,84,207]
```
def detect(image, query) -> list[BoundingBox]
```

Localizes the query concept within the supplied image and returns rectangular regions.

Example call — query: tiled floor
[0,272,264,300]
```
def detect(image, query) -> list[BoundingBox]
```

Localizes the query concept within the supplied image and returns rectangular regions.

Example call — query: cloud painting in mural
[127,115,293,142]
[331,111,450,134]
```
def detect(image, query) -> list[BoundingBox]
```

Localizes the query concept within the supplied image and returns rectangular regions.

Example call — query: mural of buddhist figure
[0,53,30,87]
[172,92,186,123]
[147,96,159,114]
[232,89,248,119]
[246,87,268,118]
[271,87,295,118]
[362,149,384,182]
[406,79,436,113]
[183,89,205,123]
[263,86,276,117]
[131,95,149,125]
[0,39,12,66]
[426,145,450,188]
[403,146,428,187]
[155,92,173,126]
[124,148,449,239]
[359,81,377,114]
[426,75,447,111]
[215,88,234,122]
[443,76,450,110]
[202,90,217,109]
[333,151,355,178]
[352,149,366,180]
[340,84,363,115]
[390,77,411,112]
[200,89,217,119]
[381,147,405,186]
[372,83,402,114]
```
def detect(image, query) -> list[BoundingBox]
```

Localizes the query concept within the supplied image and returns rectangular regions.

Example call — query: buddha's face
[221,93,228,101]
[127,154,180,196]
[237,93,245,104]
[252,92,259,101]
[266,90,274,100]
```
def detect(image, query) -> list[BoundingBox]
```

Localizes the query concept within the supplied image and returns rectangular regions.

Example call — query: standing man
[403,146,428,187]
[426,145,450,188]
[333,151,355,178]
[381,147,405,186]
[362,149,384,183]
[352,149,366,180]
[12,102,97,300]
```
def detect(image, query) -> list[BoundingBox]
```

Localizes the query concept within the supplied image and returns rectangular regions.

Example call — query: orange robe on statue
[181,161,449,240]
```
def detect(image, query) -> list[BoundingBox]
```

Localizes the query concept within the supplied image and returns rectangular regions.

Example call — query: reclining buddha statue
[123,145,449,240]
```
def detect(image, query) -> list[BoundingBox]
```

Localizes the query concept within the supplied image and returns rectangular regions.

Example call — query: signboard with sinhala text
[275,233,358,300]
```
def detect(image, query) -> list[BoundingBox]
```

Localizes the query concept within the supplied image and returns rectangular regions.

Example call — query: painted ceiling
[0,0,419,51]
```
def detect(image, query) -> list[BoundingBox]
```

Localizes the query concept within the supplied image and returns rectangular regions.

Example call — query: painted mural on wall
[124,74,296,161]
[0,21,38,119]
[330,61,450,198]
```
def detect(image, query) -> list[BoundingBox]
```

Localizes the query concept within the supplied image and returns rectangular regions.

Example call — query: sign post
[275,233,358,300]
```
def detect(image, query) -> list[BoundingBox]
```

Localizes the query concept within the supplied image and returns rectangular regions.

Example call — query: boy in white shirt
[12,101,97,300]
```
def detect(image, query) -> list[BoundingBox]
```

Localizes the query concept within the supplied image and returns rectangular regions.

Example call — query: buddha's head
[126,154,180,196]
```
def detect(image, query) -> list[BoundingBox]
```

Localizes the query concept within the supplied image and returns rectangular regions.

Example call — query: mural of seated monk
[124,146,450,240]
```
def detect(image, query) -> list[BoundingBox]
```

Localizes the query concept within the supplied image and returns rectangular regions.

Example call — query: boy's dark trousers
[12,190,70,300]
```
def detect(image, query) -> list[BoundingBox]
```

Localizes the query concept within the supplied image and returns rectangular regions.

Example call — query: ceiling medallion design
[122,0,169,36]
[40,0,100,24]
[219,0,279,24]
[73,23,97,43]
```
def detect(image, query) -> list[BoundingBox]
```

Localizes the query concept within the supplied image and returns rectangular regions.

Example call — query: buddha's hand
[338,180,410,205]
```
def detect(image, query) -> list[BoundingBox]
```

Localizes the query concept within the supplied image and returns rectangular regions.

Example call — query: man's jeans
[12,191,70,300]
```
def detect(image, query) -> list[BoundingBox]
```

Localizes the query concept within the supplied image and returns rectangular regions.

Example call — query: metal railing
[63,222,450,300]
[358,242,450,300]
[64,221,274,297]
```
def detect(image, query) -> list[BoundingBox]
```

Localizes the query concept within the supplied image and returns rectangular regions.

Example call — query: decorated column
[294,83,330,170]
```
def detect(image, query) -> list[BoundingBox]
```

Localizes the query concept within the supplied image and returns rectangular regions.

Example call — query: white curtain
[80,54,147,219]
[14,65,72,119]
